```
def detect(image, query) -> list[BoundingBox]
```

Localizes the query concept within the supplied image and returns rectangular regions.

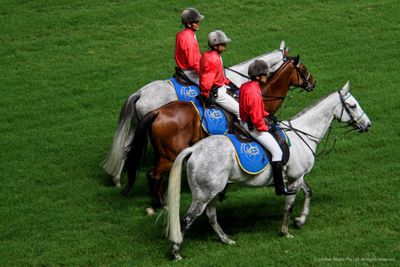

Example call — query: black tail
[121,110,159,196]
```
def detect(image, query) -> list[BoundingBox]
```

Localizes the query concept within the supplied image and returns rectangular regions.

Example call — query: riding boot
[271,161,297,195]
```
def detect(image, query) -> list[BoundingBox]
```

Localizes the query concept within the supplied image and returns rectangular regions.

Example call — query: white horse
[101,41,314,187]
[165,81,371,260]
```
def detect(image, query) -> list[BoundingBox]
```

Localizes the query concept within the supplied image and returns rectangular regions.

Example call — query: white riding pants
[240,121,283,162]
[215,86,240,118]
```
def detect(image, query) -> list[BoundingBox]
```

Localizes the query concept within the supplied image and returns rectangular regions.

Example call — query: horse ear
[284,47,289,57]
[279,40,285,51]
[341,81,350,95]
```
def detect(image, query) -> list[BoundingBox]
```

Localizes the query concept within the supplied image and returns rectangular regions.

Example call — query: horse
[101,41,314,187]
[123,53,316,210]
[165,81,371,260]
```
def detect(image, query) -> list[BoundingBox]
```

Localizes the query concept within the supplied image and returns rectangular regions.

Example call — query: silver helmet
[181,8,204,24]
[248,60,270,78]
[208,30,231,48]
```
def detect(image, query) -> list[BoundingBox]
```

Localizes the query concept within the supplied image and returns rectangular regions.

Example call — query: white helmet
[208,30,231,48]
[181,8,204,24]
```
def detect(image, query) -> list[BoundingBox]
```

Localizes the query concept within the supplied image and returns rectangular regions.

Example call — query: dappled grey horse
[101,41,312,187]
[166,81,371,260]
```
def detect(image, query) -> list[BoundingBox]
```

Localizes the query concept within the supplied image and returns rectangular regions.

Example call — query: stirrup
[275,187,297,196]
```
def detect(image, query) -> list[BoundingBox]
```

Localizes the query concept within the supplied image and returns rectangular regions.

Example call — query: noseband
[294,59,313,91]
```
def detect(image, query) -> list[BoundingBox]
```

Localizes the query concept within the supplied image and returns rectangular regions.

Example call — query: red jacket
[239,81,269,131]
[175,28,201,74]
[199,50,228,97]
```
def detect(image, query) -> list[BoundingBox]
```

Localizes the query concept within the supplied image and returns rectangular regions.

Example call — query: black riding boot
[271,161,297,195]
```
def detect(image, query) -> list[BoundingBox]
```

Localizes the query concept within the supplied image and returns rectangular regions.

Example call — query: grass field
[1,0,399,266]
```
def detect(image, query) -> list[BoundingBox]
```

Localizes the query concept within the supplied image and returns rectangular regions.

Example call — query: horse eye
[348,103,356,109]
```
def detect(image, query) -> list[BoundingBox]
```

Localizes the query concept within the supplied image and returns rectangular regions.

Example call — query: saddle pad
[168,77,201,105]
[225,129,290,175]
[190,101,229,135]
[225,134,271,174]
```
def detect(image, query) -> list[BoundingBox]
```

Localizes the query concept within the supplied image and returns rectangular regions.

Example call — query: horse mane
[232,50,282,67]
[289,91,337,120]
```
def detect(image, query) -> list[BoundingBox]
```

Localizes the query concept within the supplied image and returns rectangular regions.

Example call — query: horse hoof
[280,231,294,238]
[285,233,294,238]
[294,218,305,229]
[145,207,155,216]
[227,239,236,245]
[173,254,182,261]
[222,238,235,245]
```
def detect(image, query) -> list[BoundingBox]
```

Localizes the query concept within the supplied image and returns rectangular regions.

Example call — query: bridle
[338,91,365,130]
[280,91,365,158]
[293,57,314,92]
[261,56,313,101]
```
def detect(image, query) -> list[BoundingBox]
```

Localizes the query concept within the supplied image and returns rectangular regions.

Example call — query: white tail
[166,147,194,243]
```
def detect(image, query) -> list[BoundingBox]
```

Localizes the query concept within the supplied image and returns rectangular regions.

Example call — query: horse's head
[336,81,371,132]
[289,54,316,92]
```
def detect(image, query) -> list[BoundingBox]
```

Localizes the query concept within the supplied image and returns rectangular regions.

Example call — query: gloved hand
[212,85,219,98]
[197,94,213,106]
[227,82,239,93]
[267,113,278,123]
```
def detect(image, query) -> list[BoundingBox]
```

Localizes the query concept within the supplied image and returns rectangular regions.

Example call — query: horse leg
[280,194,297,238]
[205,198,235,244]
[147,158,172,210]
[280,177,303,237]
[294,179,313,228]
[171,200,208,260]
[113,158,125,188]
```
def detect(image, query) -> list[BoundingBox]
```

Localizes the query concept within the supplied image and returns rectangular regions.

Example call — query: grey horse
[165,81,371,260]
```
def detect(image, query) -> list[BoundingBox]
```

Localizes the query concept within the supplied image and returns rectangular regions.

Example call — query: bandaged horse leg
[294,179,313,228]
[171,200,208,260]
[205,198,235,244]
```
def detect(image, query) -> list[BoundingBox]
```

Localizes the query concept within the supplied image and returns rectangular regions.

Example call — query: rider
[175,7,204,85]
[199,30,240,117]
[239,60,296,195]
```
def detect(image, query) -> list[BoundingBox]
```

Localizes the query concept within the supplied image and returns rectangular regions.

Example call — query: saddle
[231,121,290,165]
[174,67,193,86]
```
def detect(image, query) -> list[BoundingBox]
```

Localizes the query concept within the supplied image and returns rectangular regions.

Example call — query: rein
[280,91,362,158]
[280,121,337,158]
[224,66,250,79]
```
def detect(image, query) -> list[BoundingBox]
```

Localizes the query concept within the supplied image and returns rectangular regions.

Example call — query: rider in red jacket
[175,8,204,85]
[240,60,296,195]
[199,30,239,117]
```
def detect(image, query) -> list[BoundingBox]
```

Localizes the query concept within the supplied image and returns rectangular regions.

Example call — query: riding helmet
[181,8,204,24]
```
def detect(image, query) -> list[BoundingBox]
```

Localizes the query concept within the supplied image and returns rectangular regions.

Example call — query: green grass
[1,0,399,266]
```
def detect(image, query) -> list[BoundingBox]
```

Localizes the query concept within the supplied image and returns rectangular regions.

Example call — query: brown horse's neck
[262,61,295,114]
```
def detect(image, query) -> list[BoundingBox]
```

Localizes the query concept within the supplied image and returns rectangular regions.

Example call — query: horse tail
[101,93,140,179]
[166,146,194,244]
[121,110,158,196]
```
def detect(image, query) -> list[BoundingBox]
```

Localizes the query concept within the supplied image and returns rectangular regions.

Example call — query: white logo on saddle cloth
[206,109,224,125]
[240,143,263,162]
[181,86,198,100]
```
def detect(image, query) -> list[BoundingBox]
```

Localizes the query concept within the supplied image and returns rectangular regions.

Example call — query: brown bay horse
[123,55,316,209]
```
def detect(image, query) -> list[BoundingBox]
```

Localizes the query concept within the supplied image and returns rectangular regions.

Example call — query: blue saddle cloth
[225,128,290,174]
[168,77,228,134]
[191,102,229,135]
[168,77,201,105]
